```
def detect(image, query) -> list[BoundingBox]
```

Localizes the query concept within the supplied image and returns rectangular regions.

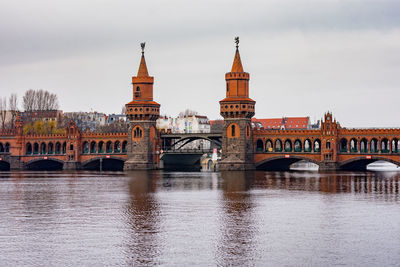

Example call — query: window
[231,125,236,137]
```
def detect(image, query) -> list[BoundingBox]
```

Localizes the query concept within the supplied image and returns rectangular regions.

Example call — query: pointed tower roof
[136,42,149,77]
[231,47,244,72]
[137,54,149,77]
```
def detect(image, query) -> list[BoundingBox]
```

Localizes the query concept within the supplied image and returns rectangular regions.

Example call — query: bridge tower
[219,37,256,170]
[124,43,160,170]
[319,112,340,171]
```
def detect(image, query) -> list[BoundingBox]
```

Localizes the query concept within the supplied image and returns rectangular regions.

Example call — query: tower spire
[137,42,149,77]
[231,37,244,72]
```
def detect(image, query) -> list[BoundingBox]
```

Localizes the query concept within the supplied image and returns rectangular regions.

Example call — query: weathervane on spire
[234,37,239,49]
[140,42,146,55]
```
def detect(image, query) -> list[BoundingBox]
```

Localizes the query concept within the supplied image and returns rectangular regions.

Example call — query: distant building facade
[157,115,210,134]
[64,111,106,131]
[22,110,63,123]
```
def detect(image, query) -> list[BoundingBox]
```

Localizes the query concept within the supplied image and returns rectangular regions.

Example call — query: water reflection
[217,171,257,266]
[252,171,399,201]
[124,171,161,265]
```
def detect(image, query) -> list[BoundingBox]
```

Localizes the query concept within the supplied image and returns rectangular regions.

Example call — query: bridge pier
[319,161,340,171]
[63,161,82,170]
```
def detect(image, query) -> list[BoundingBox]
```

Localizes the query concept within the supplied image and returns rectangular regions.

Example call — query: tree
[178,109,198,118]
[23,89,59,111]
[8,93,18,127]
[0,97,7,130]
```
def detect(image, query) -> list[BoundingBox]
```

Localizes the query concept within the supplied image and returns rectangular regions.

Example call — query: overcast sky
[1,0,400,127]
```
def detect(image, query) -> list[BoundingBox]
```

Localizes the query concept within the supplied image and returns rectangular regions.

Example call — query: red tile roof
[252,117,309,129]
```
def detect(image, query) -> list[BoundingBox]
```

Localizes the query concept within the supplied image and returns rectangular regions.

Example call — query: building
[157,115,210,134]
[106,114,127,124]
[63,111,106,131]
[22,110,63,123]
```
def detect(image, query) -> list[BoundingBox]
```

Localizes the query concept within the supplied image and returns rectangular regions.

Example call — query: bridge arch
[25,158,65,171]
[0,160,10,171]
[81,156,125,171]
[256,155,320,171]
[340,156,400,171]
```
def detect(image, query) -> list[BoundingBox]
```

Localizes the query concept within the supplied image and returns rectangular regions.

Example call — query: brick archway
[255,155,320,171]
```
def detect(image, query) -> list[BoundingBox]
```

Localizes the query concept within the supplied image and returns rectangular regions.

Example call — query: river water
[0,170,399,266]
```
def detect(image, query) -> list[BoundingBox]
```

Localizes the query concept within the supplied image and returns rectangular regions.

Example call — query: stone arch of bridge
[25,157,65,170]
[81,156,125,171]
[255,155,320,171]
[339,156,400,171]
[0,159,10,171]
[166,137,222,150]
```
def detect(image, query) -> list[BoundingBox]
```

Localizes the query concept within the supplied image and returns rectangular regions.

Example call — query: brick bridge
[0,40,399,171]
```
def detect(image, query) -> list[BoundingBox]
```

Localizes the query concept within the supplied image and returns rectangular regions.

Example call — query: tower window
[227,83,229,93]
[136,86,140,91]
[231,125,236,137]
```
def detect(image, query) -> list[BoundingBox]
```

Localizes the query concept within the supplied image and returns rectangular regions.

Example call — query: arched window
[62,142,67,154]
[90,141,97,153]
[370,138,379,153]
[122,141,128,153]
[275,139,282,152]
[34,143,39,154]
[360,139,368,153]
[136,86,140,92]
[48,143,54,154]
[326,141,331,149]
[26,143,32,155]
[294,139,302,152]
[114,141,121,153]
[265,140,273,152]
[339,139,348,152]
[5,143,10,153]
[69,143,74,151]
[0,143,3,153]
[284,140,292,152]
[98,141,104,153]
[55,142,61,154]
[314,139,321,152]
[304,139,311,152]
[40,142,46,154]
[350,138,358,152]
[133,126,143,140]
[106,141,113,153]
[231,125,236,137]
[82,142,89,154]
[256,139,263,152]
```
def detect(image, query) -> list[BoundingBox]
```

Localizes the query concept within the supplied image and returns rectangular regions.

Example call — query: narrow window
[231,125,236,137]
